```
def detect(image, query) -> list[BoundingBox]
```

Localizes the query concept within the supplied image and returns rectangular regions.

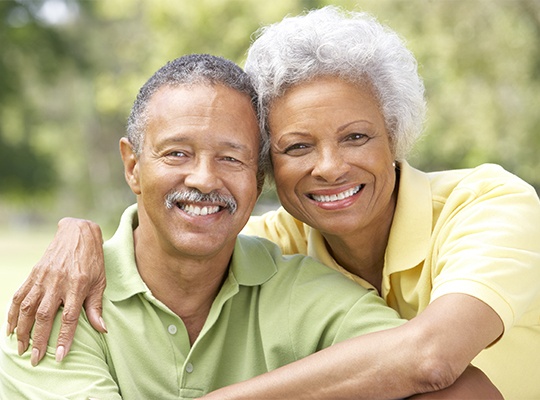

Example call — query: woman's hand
[6,217,107,366]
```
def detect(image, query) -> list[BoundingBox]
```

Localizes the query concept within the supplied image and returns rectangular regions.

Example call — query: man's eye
[168,151,186,157]
[223,156,240,163]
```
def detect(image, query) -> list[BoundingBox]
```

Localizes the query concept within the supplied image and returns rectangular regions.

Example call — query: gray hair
[126,54,264,189]
[245,6,426,171]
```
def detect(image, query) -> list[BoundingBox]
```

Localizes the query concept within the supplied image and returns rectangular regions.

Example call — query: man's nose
[183,158,223,193]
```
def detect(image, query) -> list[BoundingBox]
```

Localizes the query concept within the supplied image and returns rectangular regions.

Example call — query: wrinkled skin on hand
[6,217,107,366]
[407,365,503,400]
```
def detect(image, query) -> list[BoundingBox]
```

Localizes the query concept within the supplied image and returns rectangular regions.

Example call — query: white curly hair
[245,6,426,173]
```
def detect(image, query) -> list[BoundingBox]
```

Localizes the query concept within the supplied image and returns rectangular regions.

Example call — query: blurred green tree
[0,0,64,198]
[1,0,538,228]
[0,0,98,202]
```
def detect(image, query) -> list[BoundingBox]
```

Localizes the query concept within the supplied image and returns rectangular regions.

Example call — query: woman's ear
[119,137,141,195]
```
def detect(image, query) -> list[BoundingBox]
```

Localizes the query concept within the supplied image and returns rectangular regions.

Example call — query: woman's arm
[6,217,107,366]
[202,293,503,399]
[408,365,502,399]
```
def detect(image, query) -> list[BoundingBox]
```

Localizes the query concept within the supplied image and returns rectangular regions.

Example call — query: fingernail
[56,345,65,362]
[18,340,26,356]
[31,348,40,367]
[100,317,108,333]
[6,323,12,336]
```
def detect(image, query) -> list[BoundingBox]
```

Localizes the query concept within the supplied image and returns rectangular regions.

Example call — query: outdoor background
[1,0,539,320]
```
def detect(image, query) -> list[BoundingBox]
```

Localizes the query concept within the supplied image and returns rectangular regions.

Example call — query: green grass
[0,226,57,325]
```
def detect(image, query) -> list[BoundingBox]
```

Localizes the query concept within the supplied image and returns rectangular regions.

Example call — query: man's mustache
[164,189,238,214]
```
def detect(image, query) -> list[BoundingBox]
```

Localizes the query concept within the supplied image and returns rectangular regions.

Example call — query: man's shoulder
[235,233,326,272]
[235,234,369,296]
[243,207,310,256]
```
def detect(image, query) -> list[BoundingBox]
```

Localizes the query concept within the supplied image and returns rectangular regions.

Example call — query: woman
[8,7,540,399]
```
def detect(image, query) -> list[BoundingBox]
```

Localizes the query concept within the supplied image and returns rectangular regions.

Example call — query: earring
[392,161,396,168]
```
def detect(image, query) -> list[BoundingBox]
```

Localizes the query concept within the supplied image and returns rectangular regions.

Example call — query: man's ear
[119,137,141,195]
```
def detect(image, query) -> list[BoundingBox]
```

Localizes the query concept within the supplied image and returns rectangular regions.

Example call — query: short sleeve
[431,165,540,331]
[0,311,121,400]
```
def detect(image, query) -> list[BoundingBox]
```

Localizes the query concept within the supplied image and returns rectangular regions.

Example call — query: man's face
[123,83,260,260]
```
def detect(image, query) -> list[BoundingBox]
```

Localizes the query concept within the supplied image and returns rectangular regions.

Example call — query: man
[0,54,406,398]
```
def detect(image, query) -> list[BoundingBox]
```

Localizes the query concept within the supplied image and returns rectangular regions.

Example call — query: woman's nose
[311,147,350,183]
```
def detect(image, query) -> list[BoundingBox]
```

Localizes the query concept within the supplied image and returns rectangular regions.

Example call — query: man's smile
[165,189,238,215]
[179,203,222,216]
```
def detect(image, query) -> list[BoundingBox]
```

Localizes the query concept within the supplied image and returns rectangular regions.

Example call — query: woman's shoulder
[425,163,537,198]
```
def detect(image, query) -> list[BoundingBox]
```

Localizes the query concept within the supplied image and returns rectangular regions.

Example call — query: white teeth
[181,204,221,216]
[311,185,362,203]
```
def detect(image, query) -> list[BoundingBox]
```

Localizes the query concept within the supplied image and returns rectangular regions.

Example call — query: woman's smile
[307,184,365,209]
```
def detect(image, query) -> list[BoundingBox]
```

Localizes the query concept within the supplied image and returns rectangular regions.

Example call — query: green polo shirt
[1,205,404,399]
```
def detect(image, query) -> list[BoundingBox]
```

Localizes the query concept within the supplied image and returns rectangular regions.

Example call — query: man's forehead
[143,83,260,155]
[152,82,249,101]
[147,83,255,116]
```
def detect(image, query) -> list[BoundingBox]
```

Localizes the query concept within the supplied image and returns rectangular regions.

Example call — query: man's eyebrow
[158,136,251,152]
[219,140,251,152]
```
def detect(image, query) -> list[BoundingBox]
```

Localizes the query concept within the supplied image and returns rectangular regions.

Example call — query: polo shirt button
[186,363,194,373]
[167,324,177,335]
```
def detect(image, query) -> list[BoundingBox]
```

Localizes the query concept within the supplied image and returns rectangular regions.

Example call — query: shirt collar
[384,161,432,274]
[229,235,278,286]
[104,205,276,302]
[104,204,146,301]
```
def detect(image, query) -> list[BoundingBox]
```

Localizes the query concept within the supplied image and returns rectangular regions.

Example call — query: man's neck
[133,227,232,345]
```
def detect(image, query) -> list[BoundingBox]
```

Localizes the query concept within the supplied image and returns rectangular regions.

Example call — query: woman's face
[268,76,397,237]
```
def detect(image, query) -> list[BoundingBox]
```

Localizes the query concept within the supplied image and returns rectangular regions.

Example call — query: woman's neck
[323,181,398,293]
[324,230,388,293]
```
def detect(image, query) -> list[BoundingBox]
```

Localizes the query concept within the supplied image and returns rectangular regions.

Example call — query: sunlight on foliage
[1,0,539,227]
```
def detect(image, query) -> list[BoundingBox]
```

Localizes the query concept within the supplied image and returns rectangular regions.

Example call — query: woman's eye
[345,133,369,144]
[284,143,310,155]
